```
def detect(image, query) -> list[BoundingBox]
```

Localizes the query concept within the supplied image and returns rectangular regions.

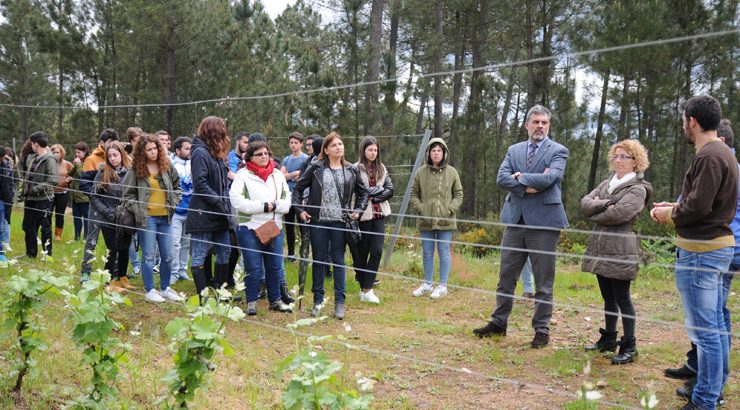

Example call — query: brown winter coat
[580,173,653,281]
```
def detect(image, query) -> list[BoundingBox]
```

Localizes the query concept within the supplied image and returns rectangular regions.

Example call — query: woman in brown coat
[580,139,652,365]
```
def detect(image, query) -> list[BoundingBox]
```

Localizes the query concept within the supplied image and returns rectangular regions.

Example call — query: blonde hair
[608,139,649,173]
[51,144,66,160]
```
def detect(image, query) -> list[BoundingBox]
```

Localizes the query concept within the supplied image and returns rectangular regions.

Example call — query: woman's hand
[351,212,360,220]
[300,211,311,223]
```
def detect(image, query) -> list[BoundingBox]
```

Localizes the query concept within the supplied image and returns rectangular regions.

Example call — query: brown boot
[119,276,137,290]
[55,227,63,241]
[107,279,127,293]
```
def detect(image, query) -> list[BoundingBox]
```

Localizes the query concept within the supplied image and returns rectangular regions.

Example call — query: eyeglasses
[610,154,634,161]
[252,152,270,157]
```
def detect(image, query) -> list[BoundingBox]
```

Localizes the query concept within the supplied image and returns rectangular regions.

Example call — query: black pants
[52,192,69,229]
[284,207,298,256]
[353,217,385,290]
[101,226,132,279]
[597,275,635,338]
[23,199,53,257]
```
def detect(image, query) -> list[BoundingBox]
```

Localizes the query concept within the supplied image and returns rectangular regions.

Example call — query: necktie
[526,144,537,170]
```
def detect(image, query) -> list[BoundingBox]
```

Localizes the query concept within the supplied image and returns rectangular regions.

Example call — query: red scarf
[246,159,275,181]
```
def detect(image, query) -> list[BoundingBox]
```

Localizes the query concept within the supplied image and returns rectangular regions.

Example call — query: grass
[0,208,738,409]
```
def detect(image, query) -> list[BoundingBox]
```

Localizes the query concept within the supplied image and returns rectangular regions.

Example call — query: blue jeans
[686,255,737,373]
[521,257,534,293]
[129,233,140,272]
[139,216,173,292]
[72,201,89,240]
[675,247,731,409]
[236,226,283,303]
[0,204,4,255]
[310,221,347,305]
[420,230,453,286]
[170,213,191,278]
[190,230,230,267]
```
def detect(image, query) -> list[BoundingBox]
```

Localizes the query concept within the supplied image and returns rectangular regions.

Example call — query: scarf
[607,172,636,194]
[246,159,275,182]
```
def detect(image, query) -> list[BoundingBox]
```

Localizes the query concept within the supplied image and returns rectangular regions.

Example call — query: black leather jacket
[185,137,233,233]
[292,159,369,223]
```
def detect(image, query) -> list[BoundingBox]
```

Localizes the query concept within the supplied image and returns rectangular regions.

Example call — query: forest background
[0,0,737,235]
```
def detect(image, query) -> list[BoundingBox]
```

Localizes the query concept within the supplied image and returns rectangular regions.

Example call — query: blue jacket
[498,137,569,229]
[172,156,193,215]
[228,150,241,173]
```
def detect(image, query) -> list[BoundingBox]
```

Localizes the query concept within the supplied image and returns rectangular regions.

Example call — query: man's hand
[512,172,522,180]
[525,187,539,194]
[650,202,674,224]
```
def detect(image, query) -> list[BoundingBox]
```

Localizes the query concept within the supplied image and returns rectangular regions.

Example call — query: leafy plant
[63,269,131,409]
[1,269,69,400]
[277,302,373,410]
[161,285,246,409]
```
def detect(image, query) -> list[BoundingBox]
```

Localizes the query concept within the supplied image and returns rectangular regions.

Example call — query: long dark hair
[100,141,131,189]
[358,136,384,180]
[197,116,229,160]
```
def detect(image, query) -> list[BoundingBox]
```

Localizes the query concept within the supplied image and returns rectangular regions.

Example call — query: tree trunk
[432,0,444,139]
[494,67,517,213]
[587,69,610,193]
[57,65,64,137]
[617,74,630,140]
[460,0,488,216]
[363,0,384,135]
[382,8,399,132]
[525,0,535,108]
[449,10,466,150]
[165,15,176,136]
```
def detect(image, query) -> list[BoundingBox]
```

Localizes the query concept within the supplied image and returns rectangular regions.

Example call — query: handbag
[328,167,362,245]
[114,202,136,235]
[254,175,282,245]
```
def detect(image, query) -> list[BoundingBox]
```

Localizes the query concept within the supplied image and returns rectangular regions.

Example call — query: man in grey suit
[474,105,569,348]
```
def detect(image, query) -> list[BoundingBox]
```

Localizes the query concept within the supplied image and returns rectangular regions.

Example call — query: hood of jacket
[612,172,653,206]
[190,137,209,158]
[425,137,450,168]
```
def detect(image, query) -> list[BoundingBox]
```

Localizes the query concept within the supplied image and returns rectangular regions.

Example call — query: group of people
[469,98,733,410]
[4,96,734,409]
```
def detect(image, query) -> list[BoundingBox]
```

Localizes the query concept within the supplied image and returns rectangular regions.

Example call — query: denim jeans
[675,246,731,409]
[521,257,534,293]
[170,213,191,278]
[139,216,173,292]
[80,206,101,277]
[686,254,737,373]
[190,230,230,267]
[0,207,9,254]
[236,226,283,303]
[72,201,89,240]
[420,230,453,286]
[0,203,4,255]
[129,233,140,272]
[310,221,347,305]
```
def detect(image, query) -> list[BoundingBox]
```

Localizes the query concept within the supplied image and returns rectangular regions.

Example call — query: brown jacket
[580,173,652,281]
[54,160,73,192]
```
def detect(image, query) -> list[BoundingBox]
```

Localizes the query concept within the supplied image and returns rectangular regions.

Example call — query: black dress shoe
[677,379,725,407]
[678,402,701,410]
[664,364,697,379]
[531,332,549,348]
[473,322,506,338]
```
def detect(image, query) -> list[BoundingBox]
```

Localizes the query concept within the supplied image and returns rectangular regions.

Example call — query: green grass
[1,209,738,409]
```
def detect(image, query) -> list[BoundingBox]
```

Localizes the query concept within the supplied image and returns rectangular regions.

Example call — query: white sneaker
[161,287,184,302]
[430,286,448,299]
[360,290,380,304]
[145,289,165,303]
[412,283,433,297]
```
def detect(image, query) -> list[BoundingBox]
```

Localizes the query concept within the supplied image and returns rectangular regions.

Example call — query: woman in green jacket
[409,137,463,299]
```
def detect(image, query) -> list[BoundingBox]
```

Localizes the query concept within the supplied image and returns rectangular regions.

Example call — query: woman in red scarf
[229,141,293,315]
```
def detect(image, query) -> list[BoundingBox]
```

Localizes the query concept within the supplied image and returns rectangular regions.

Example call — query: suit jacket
[497,137,569,229]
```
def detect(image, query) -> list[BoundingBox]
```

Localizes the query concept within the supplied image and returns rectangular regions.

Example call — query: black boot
[280,284,295,304]
[191,265,207,305]
[214,263,242,302]
[585,328,618,352]
[612,336,637,365]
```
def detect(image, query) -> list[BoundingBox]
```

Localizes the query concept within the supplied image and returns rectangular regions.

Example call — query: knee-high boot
[191,265,207,305]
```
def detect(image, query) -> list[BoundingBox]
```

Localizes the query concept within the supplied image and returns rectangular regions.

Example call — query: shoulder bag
[255,175,281,245]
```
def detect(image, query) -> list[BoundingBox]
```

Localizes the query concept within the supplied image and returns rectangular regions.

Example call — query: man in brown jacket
[651,95,736,410]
